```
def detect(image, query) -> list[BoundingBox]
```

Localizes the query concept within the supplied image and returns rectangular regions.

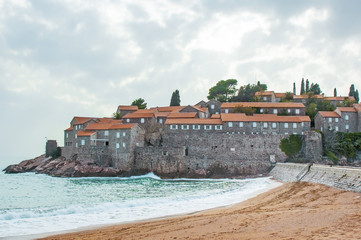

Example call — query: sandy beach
[41,182,361,240]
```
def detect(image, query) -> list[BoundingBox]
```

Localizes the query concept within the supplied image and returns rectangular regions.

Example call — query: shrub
[280,135,303,160]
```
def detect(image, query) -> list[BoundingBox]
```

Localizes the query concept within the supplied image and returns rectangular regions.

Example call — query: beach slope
[41,182,361,240]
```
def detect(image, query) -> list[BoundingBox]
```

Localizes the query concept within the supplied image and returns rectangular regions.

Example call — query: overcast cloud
[1,0,360,166]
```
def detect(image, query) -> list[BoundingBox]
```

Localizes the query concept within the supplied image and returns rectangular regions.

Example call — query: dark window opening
[185,147,189,156]
[105,141,109,146]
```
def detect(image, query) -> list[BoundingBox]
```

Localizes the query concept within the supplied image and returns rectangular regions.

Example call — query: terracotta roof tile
[117,105,138,111]
[294,95,323,99]
[134,109,158,113]
[275,93,288,98]
[167,112,198,118]
[221,102,305,108]
[211,114,221,119]
[154,112,171,118]
[65,126,73,131]
[337,107,357,112]
[84,123,113,130]
[108,124,137,129]
[154,106,184,112]
[353,103,361,112]
[255,91,274,96]
[73,117,94,124]
[77,131,96,137]
[165,118,222,125]
[318,111,340,118]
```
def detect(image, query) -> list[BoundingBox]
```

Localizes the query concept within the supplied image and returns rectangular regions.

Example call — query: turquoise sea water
[0,171,282,239]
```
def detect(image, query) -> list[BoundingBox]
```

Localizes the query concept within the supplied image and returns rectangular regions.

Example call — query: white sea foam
[0,173,281,238]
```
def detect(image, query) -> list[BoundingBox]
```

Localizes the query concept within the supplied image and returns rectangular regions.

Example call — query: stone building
[122,109,157,125]
[314,104,361,134]
[255,91,276,102]
[116,105,138,116]
[221,102,306,115]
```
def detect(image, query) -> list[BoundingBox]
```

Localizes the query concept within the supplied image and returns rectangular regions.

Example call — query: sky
[1,0,360,166]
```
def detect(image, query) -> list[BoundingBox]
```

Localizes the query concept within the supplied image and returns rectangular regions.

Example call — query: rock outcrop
[3,155,122,177]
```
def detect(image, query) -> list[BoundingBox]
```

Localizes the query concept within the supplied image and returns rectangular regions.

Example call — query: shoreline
[39,181,361,240]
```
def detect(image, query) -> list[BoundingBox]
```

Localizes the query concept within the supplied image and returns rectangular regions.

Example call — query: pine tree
[170,89,181,106]
[300,78,305,95]
[306,79,310,93]
[349,84,355,97]
[293,82,296,95]
[334,88,337,97]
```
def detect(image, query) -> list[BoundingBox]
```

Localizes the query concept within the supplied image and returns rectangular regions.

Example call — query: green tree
[334,88,337,97]
[309,83,321,95]
[112,112,123,119]
[282,92,294,102]
[300,78,305,95]
[170,89,181,106]
[280,135,303,160]
[131,98,147,109]
[234,82,267,102]
[355,89,359,102]
[306,79,310,93]
[293,82,296,95]
[233,106,257,115]
[349,84,355,97]
[207,79,238,102]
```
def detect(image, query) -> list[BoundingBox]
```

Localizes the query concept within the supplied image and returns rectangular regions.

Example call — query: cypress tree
[293,82,296,95]
[306,79,310,93]
[334,88,337,97]
[170,89,181,106]
[355,89,359,103]
[300,78,305,95]
[349,84,355,97]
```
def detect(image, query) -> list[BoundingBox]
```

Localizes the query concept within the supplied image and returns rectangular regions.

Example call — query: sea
[0,170,282,239]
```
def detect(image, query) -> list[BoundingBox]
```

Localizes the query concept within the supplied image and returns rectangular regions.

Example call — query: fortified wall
[270,163,361,192]
[133,131,322,178]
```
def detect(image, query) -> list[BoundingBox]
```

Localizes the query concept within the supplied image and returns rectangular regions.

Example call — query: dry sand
[41,182,361,240]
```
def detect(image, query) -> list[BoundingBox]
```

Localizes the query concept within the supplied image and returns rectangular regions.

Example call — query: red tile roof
[117,105,138,111]
[324,96,354,101]
[65,126,73,131]
[221,102,305,108]
[221,113,310,122]
[337,107,357,112]
[293,95,323,99]
[353,103,361,112]
[318,111,340,118]
[108,124,137,129]
[167,112,198,118]
[165,118,222,125]
[73,117,94,124]
[255,91,274,96]
[154,112,171,118]
[84,123,114,130]
[135,109,158,113]
[154,106,184,112]
[211,114,221,119]
[77,131,96,137]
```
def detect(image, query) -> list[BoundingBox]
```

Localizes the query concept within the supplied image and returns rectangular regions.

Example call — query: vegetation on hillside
[131,98,147,109]
[170,89,181,106]
[280,135,303,160]
[207,79,238,102]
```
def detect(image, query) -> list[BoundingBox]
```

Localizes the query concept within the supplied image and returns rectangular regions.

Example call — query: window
[204,125,212,130]
[345,115,349,120]
[225,109,229,113]
[81,139,85,146]
[287,109,291,113]
[170,125,178,130]
[75,125,78,130]
[75,134,77,139]
[211,104,215,109]
[335,118,339,123]
[215,125,222,130]
[296,109,300,115]
[105,130,109,136]
[228,122,233,127]
[260,108,263,113]
[126,119,130,123]
[263,97,267,101]
[116,132,120,138]
[346,124,349,130]
[159,119,163,124]
[66,133,69,138]
[141,118,145,123]
[116,143,120,149]
[239,122,244,127]
[76,142,78,148]
[181,125,189,130]
[123,132,126,136]
[193,125,200,130]
[252,122,257,128]
[301,122,304,127]
[335,126,339,131]
[293,123,297,128]
[328,118,332,123]
[284,123,289,128]
[122,143,126,148]
[263,122,268,128]
[273,109,278,114]
[272,123,277,128]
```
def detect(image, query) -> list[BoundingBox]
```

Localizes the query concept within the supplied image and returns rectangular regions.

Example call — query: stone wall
[270,162,361,192]
[45,140,57,157]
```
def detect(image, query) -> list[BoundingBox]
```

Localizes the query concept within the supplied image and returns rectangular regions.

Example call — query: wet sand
[40,182,361,240]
